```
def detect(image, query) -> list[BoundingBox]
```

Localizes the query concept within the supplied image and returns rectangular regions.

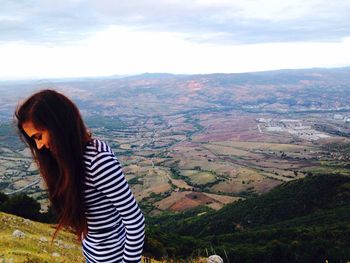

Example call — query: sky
[0,0,350,79]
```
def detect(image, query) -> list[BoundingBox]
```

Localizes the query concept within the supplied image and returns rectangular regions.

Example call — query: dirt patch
[202,192,241,204]
[253,178,282,193]
[154,191,238,212]
[169,192,215,211]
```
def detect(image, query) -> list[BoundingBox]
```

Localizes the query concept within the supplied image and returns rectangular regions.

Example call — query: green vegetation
[169,165,221,191]
[0,192,56,223]
[140,191,174,214]
[0,211,84,262]
[144,174,350,262]
[237,187,258,199]
[303,165,350,176]
[315,123,350,138]
[128,176,143,185]
[169,166,182,180]
[184,117,204,139]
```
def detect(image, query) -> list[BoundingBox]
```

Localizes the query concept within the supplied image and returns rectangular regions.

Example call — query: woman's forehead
[22,121,41,135]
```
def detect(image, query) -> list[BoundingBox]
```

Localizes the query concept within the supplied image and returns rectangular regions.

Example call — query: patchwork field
[1,110,349,215]
[1,71,350,216]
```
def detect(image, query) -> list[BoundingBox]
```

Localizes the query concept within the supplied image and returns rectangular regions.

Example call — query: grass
[0,212,84,262]
[0,212,166,263]
[302,166,350,175]
[187,172,217,185]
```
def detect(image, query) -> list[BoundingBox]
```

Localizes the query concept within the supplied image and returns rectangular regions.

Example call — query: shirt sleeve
[90,151,145,263]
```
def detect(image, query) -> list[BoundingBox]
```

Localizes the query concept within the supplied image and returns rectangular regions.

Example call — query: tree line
[0,192,56,223]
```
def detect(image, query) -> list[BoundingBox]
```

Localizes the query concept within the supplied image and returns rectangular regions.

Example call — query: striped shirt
[82,139,145,263]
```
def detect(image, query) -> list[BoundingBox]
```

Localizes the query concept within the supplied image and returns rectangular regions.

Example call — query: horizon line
[1,65,349,82]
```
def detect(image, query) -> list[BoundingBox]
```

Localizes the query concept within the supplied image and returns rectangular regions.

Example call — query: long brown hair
[15,89,91,240]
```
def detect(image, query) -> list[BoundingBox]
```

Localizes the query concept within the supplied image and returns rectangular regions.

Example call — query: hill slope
[146,174,350,262]
[177,173,350,236]
[0,212,84,262]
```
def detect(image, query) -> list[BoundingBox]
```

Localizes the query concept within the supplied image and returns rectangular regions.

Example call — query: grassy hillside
[0,212,84,262]
[176,173,350,236]
[0,211,166,263]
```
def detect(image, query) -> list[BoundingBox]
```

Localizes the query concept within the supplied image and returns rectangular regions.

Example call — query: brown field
[158,135,187,141]
[154,191,240,211]
[203,143,263,159]
[192,115,270,142]
[164,170,193,190]
[253,178,284,192]
[169,192,207,211]
[154,191,190,210]
[177,158,220,172]
[210,179,252,194]
[213,141,315,152]
[131,168,171,200]
[193,112,299,144]
[249,158,310,170]
[12,177,37,189]
[211,182,241,194]
[119,144,132,150]
[123,164,144,174]
[209,165,282,194]
[202,192,241,204]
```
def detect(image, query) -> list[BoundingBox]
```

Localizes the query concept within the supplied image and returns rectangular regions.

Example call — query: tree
[38,205,58,223]
[143,237,167,259]
[1,193,41,220]
[0,191,9,207]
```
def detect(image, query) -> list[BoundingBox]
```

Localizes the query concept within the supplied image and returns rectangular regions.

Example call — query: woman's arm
[91,151,145,263]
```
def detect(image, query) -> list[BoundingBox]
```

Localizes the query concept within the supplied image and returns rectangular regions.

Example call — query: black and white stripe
[82,139,145,263]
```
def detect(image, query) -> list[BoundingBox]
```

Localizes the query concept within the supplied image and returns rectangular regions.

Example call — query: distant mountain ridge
[73,66,350,115]
[1,66,350,120]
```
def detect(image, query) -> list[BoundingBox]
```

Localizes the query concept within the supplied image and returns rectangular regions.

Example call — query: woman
[15,89,145,263]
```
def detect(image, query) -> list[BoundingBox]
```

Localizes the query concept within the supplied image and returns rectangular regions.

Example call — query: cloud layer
[1,0,349,79]
[1,0,350,45]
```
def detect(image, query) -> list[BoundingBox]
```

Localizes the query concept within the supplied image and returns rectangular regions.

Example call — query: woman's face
[22,121,51,150]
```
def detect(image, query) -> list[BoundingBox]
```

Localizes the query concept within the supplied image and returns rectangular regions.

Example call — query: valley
[1,68,350,215]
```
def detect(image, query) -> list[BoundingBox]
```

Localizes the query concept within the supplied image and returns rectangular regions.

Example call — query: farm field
[1,110,350,215]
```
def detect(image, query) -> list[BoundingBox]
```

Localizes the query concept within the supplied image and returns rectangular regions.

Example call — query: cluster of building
[256,118,330,141]
[333,114,350,123]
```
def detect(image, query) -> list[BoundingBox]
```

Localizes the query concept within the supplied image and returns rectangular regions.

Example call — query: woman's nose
[36,141,44,150]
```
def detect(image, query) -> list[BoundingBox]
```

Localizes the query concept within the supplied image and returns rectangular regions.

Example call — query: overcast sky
[1,0,350,79]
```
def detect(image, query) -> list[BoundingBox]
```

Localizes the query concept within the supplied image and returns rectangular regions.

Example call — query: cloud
[1,26,349,79]
[0,0,349,79]
[0,0,349,45]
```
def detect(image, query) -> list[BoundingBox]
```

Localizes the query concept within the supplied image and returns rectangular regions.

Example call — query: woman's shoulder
[84,138,113,155]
